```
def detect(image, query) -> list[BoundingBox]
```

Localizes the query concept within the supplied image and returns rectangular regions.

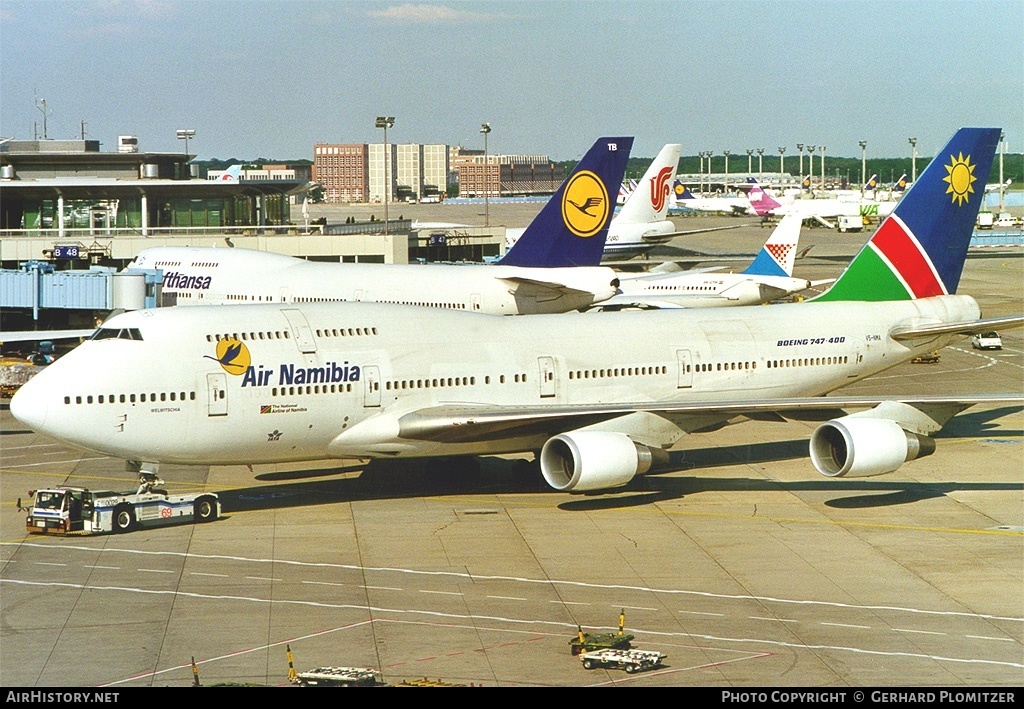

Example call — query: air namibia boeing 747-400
[11,128,1021,497]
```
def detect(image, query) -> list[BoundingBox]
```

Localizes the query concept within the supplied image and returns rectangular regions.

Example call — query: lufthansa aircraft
[12,128,1021,498]
[127,137,635,316]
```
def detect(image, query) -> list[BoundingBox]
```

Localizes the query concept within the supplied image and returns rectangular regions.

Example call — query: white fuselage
[13,296,980,466]
[129,247,619,315]
[607,269,812,308]
[602,220,676,260]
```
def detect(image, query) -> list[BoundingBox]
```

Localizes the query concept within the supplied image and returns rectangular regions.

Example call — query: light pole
[806,145,815,191]
[480,123,491,227]
[705,151,713,195]
[908,137,917,184]
[999,132,1006,212]
[796,143,804,182]
[819,146,826,190]
[375,116,395,236]
[747,149,754,177]
[722,150,730,194]
[757,148,764,181]
[176,129,195,177]
[859,140,867,194]
[778,147,786,184]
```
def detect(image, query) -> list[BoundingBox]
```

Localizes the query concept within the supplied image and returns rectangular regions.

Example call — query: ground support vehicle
[971,331,1003,350]
[22,474,219,535]
[580,648,666,674]
[291,667,385,687]
[569,609,635,655]
[838,215,864,233]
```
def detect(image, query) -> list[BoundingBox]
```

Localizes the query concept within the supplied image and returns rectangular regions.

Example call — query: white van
[971,332,1002,350]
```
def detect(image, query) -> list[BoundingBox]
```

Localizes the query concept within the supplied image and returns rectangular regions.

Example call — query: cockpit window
[90,328,143,341]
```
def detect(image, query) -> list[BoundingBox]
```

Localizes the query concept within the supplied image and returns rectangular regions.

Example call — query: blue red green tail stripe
[814,128,1000,302]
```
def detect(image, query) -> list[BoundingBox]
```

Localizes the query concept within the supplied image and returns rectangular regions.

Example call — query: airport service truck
[21,474,220,535]
[579,648,667,674]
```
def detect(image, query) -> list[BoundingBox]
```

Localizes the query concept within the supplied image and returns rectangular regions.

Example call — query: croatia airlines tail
[740,212,803,278]
[499,137,633,267]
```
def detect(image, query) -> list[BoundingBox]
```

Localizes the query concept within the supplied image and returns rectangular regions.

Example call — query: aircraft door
[675,349,693,388]
[538,356,556,398]
[206,373,228,416]
[363,366,381,408]
[471,294,481,312]
[281,309,317,354]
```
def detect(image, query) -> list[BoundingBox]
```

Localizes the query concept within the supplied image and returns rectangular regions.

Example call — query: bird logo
[204,338,251,375]
[561,170,610,237]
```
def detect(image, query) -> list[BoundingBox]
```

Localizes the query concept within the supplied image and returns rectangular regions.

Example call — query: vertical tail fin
[219,164,242,182]
[864,174,879,191]
[741,213,802,276]
[747,180,782,216]
[614,144,681,225]
[673,180,698,201]
[814,128,1000,302]
[499,137,633,267]
[892,173,909,193]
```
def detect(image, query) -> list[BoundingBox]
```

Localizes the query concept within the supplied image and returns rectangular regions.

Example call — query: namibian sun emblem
[205,338,251,375]
[561,169,609,237]
[943,152,976,206]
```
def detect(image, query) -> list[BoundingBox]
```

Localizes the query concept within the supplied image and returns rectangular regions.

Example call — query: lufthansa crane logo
[204,338,251,375]
[943,152,977,206]
[561,170,610,238]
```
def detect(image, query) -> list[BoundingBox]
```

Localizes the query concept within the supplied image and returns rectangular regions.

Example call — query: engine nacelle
[539,431,663,493]
[809,416,936,478]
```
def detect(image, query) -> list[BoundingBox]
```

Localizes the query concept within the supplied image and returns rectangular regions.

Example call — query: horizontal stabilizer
[890,315,1024,341]
[1,329,96,342]
[497,276,599,300]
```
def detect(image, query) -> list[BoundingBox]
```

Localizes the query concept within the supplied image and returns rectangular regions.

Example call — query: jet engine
[809,416,936,478]
[539,431,665,493]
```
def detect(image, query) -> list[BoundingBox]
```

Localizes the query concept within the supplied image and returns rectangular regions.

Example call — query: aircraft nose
[10,372,49,432]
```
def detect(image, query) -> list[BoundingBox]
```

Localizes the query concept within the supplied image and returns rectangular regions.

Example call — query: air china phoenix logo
[943,152,977,206]
[204,338,251,375]
[561,170,610,238]
[649,166,672,212]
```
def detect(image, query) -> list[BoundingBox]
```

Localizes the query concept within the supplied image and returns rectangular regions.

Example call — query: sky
[1,0,1021,162]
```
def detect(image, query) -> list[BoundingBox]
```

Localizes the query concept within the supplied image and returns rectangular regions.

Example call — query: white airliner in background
[594,212,827,310]
[12,128,1021,497]
[128,137,636,316]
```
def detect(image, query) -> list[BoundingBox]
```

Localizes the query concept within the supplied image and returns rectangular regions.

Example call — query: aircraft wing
[1,329,96,343]
[648,224,749,242]
[396,394,1023,444]
[890,315,1024,341]
[497,276,606,301]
